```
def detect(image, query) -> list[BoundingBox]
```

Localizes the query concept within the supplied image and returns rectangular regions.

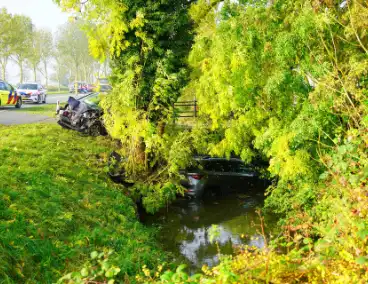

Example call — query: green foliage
[0,8,13,80]
[0,124,165,283]
[8,13,33,83]
[58,250,121,284]
[188,0,367,221]
[55,0,368,282]
[57,0,195,209]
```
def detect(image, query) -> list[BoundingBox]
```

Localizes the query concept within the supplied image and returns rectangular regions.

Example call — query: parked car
[0,80,22,108]
[99,84,112,93]
[87,84,96,92]
[180,157,259,198]
[107,154,261,198]
[69,82,89,94]
[17,82,47,104]
[95,78,112,93]
[56,92,107,136]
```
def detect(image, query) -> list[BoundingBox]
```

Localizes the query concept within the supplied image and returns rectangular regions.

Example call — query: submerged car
[0,80,22,108]
[17,82,47,104]
[108,154,262,198]
[180,157,260,198]
[56,92,107,136]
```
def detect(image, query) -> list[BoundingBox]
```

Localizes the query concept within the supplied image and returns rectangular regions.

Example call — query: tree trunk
[19,62,24,83]
[1,65,5,80]
[33,66,37,82]
[83,64,87,82]
[104,61,108,77]
[1,57,8,80]
[57,64,61,92]
[44,61,48,87]
[75,64,78,96]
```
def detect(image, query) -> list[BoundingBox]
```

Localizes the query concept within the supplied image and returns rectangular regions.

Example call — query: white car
[17,82,47,104]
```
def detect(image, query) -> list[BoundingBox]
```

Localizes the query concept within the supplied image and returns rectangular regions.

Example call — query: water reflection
[143,189,274,271]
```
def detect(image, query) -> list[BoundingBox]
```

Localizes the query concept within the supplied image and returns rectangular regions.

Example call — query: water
[142,182,275,271]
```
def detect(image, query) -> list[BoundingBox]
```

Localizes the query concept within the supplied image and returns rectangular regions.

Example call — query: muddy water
[143,182,276,271]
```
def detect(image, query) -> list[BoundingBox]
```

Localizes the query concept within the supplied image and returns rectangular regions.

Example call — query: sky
[0,0,70,83]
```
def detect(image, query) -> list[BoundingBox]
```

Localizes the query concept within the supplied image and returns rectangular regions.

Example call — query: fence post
[194,99,197,118]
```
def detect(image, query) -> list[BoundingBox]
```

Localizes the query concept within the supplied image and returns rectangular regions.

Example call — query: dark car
[107,153,263,198]
[56,92,107,136]
[180,157,260,198]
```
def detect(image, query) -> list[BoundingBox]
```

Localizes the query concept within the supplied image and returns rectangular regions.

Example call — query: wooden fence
[173,100,197,119]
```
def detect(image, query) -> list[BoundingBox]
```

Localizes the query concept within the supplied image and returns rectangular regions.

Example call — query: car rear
[180,171,206,198]
[181,157,259,198]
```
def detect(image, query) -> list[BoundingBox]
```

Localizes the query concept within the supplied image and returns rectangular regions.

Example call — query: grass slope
[0,124,164,283]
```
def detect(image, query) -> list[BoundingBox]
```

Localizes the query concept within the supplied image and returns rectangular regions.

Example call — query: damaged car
[56,92,107,136]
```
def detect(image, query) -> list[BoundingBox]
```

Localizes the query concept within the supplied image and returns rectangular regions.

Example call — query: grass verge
[47,91,69,95]
[0,124,165,283]
[16,104,58,117]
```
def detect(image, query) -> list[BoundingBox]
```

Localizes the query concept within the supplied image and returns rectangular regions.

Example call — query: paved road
[22,93,71,108]
[0,93,70,125]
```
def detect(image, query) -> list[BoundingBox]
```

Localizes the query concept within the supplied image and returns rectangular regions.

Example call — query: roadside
[0,123,165,283]
[13,104,58,117]
[0,93,70,124]
[0,110,55,125]
[47,90,69,95]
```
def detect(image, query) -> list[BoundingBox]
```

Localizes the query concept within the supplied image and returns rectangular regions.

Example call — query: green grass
[16,104,58,117]
[47,91,69,95]
[0,124,165,283]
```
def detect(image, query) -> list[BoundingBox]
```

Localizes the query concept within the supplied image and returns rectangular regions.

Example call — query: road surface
[23,93,71,108]
[0,93,70,125]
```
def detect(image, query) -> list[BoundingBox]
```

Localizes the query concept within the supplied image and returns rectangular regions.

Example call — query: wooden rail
[173,100,197,118]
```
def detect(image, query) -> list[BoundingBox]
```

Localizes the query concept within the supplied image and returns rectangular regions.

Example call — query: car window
[99,78,109,84]
[8,84,14,91]
[100,85,112,91]
[18,84,38,90]
[230,161,253,173]
[202,160,231,172]
[80,93,100,106]
[4,83,12,91]
[0,81,6,90]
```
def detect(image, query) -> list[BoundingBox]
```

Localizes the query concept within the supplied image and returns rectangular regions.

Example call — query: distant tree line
[0,7,109,89]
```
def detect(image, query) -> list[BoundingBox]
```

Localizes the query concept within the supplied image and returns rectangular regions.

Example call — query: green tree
[188,0,367,223]
[38,29,53,87]
[55,21,95,91]
[0,8,13,80]
[52,42,68,92]
[27,29,42,81]
[11,14,33,83]
[56,0,194,178]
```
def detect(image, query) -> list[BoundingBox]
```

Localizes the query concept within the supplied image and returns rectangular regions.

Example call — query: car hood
[18,89,37,94]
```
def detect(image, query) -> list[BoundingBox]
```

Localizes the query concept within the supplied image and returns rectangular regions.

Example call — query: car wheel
[15,98,22,108]
[42,95,47,104]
